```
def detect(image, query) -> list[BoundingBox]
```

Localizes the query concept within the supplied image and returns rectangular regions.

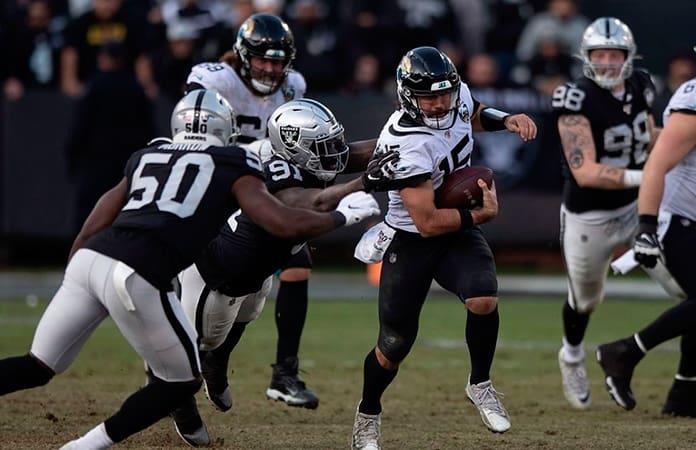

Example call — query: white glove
[335,192,380,225]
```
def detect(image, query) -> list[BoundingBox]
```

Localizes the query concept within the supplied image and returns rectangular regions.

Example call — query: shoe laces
[354,414,380,445]
[472,383,508,417]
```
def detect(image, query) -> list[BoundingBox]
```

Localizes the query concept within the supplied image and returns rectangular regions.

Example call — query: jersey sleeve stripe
[388,124,432,137]
[386,173,432,190]
[670,108,696,115]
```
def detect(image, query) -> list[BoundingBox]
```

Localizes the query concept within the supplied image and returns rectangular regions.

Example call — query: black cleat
[662,379,696,417]
[266,357,319,409]
[596,339,639,411]
[171,395,211,447]
[200,351,233,412]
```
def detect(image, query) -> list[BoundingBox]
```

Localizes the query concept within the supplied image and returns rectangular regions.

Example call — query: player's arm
[69,177,128,259]
[558,114,642,189]
[639,112,696,216]
[647,114,662,152]
[275,179,364,212]
[344,138,378,173]
[232,175,378,239]
[471,103,537,141]
[401,179,497,238]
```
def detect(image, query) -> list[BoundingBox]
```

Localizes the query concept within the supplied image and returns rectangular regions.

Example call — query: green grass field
[1,296,694,449]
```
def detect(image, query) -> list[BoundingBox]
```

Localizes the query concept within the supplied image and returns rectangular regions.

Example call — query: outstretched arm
[275,178,364,212]
[344,138,378,173]
[472,103,537,141]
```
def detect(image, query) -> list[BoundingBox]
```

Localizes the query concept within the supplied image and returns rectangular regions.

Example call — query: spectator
[253,0,284,15]
[512,36,578,95]
[484,0,533,80]
[653,53,696,125]
[3,0,65,101]
[152,21,200,99]
[466,53,501,89]
[449,0,488,59]
[65,42,154,229]
[60,0,155,97]
[515,0,588,62]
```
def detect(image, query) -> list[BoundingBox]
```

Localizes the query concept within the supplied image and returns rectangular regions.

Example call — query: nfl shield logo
[280,125,300,147]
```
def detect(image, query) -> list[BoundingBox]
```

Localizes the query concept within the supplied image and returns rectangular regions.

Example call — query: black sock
[638,300,696,351]
[562,301,590,346]
[0,354,54,395]
[104,379,201,443]
[467,307,499,384]
[679,332,696,378]
[360,349,398,415]
[210,321,249,365]
[275,279,308,363]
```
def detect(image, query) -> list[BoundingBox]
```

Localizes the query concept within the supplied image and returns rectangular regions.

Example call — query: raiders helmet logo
[280,125,300,147]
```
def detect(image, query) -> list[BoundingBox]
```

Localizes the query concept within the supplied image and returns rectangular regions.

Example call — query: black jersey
[195,154,331,296]
[86,141,264,290]
[552,69,656,213]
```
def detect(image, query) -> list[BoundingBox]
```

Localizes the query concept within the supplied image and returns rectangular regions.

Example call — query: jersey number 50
[123,153,214,218]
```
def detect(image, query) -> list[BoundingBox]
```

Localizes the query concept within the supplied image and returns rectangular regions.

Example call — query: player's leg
[0,249,108,396]
[598,215,696,412]
[270,246,318,408]
[353,233,436,450]
[434,228,509,433]
[558,209,619,408]
[64,258,202,449]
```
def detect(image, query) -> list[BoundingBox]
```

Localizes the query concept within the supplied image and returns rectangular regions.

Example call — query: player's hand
[504,114,537,142]
[634,231,661,269]
[471,179,498,225]
[362,149,399,192]
[335,192,381,225]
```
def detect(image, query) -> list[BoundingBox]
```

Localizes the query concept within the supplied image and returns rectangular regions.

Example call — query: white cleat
[558,348,591,409]
[351,404,381,450]
[466,379,511,433]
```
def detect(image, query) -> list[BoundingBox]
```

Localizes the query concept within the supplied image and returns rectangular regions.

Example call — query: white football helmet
[171,89,239,146]
[268,98,349,181]
[580,17,636,89]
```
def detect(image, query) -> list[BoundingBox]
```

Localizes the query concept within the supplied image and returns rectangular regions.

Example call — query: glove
[335,192,381,225]
[633,215,661,269]
[362,150,400,192]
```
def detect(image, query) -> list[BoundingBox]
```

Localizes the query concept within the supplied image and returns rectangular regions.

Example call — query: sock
[0,354,54,395]
[104,379,200,443]
[210,321,249,366]
[561,337,585,363]
[678,332,696,378]
[562,301,590,346]
[275,279,309,363]
[466,307,499,385]
[68,423,114,449]
[359,349,398,415]
[637,300,696,351]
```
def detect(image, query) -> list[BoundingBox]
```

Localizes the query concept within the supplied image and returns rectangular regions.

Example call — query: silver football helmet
[171,89,239,146]
[580,17,636,89]
[268,98,349,181]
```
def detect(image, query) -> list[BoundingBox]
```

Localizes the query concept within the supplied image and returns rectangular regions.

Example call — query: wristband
[638,214,658,234]
[623,169,643,187]
[330,210,347,227]
[457,208,474,231]
[480,107,511,131]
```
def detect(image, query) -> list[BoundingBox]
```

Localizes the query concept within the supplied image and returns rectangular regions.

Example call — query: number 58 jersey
[552,69,656,213]
[86,142,265,290]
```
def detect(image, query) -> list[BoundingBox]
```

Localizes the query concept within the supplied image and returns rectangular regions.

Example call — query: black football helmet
[396,46,461,130]
[234,13,296,95]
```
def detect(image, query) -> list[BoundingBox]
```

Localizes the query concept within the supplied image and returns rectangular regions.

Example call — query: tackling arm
[69,177,128,260]
[558,114,641,189]
[275,178,365,212]
[344,139,378,173]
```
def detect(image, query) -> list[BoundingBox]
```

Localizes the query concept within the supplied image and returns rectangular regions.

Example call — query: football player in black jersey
[551,18,659,410]
[168,98,399,446]
[0,90,381,449]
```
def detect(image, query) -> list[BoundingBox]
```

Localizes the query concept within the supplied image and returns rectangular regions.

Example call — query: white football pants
[30,249,200,382]
[179,264,272,352]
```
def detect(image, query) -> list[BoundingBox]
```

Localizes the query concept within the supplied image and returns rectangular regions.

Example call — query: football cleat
[266,356,319,409]
[662,378,696,417]
[596,339,638,410]
[351,403,381,450]
[466,379,511,433]
[171,395,211,447]
[200,350,233,412]
[558,348,591,409]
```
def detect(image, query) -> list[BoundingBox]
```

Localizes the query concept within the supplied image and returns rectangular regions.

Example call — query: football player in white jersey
[185,13,321,408]
[350,46,537,450]
[597,71,696,417]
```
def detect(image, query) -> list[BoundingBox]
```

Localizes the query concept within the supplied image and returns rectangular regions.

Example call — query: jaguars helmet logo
[279,125,300,147]
[459,103,470,123]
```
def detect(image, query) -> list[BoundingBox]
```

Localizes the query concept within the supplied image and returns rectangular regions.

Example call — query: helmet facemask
[398,81,461,130]
[582,49,633,89]
[304,131,349,181]
[579,17,637,90]
[239,48,293,94]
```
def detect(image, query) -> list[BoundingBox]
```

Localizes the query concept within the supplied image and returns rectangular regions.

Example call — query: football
[436,166,494,209]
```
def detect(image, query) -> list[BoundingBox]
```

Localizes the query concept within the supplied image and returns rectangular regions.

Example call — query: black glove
[362,149,400,192]
[633,215,661,269]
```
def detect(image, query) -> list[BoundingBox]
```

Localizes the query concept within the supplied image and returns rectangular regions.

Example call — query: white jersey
[661,77,696,221]
[381,82,478,233]
[187,62,306,144]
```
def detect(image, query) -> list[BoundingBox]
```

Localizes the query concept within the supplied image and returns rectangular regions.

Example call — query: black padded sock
[467,307,499,384]
[275,279,309,363]
[359,349,398,415]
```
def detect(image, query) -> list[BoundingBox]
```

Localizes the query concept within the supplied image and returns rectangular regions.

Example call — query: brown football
[436,166,494,209]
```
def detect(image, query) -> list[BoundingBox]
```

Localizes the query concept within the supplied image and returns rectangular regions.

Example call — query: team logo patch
[282,85,295,102]
[388,252,397,263]
[280,125,300,147]
[459,104,470,123]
